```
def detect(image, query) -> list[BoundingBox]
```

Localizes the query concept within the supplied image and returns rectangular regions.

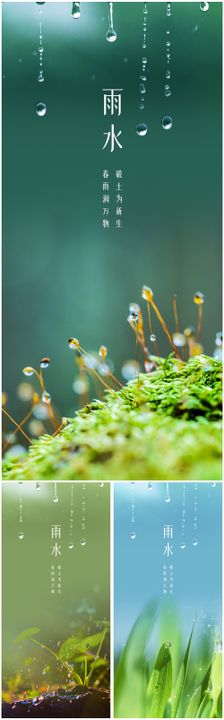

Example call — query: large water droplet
[136,123,148,137]
[42,391,51,404]
[200,2,209,10]
[36,102,47,117]
[106,29,117,42]
[71,2,80,18]
[162,115,173,130]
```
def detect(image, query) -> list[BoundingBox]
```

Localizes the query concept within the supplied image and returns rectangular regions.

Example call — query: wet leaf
[171,624,194,716]
[145,643,172,718]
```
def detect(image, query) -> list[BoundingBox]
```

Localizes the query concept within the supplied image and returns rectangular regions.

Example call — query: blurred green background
[2,481,110,683]
[3,2,222,418]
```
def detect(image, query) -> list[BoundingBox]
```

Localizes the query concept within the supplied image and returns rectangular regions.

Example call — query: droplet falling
[37,18,45,84]
[162,114,173,130]
[80,483,86,546]
[136,123,148,136]
[36,102,47,117]
[106,3,117,42]
[192,483,198,547]
[68,484,75,550]
[130,482,136,539]
[137,3,149,129]
[71,2,81,18]
[53,482,59,503]
[180,483,187,549]
[165,482,171,503]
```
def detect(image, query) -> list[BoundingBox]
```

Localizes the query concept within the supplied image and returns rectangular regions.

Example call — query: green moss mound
[3,356,222,481]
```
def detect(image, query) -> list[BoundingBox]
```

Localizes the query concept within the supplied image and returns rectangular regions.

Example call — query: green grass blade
[185,686,202,718]
[171,625,194,717]
[145,643,172,719]
[14,627,40,644]
[210,651,222,717]
[114,600,157,719]
[197,697,213,717]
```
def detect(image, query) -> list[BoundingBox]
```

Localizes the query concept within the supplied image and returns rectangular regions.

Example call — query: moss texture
[2,356,222,481]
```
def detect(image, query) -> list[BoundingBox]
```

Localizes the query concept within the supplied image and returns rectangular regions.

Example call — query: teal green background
[2,481,110,684]
[3,2,222,419]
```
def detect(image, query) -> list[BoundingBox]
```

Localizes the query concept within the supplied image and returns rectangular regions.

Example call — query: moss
[3,356,222,481]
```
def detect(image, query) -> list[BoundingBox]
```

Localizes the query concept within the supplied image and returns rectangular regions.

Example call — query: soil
[2,687,110,718]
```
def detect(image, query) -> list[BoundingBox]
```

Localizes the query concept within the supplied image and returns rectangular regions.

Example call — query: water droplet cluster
[136,4,148,136]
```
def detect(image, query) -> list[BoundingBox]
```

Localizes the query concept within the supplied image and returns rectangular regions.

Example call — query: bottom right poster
[114,482,222,720]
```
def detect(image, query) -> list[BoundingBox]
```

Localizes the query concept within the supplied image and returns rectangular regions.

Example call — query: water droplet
[180,542,186,550]
[162,115,173,130]
[23,366,34,377]
[142,285,153,302]
[99,482,104,487]
[194,291,205,305]
[19,531,24,540]
[40,357,50,369]
[53,496,59,503]
[42,391,51,404]
[136,123,148,136]
[150,334,156,342]
[147,483,153,490]
[193,538,198,547]
[165,641,172,648]
[211,482,216,488]
[68,337,80,349]
[172,333,186,348]
[36,482,41,491]
[165,87,172,97]
[36,102,47,117]
[38,71,45,83]
[71,2,81,18]
[80,538,86,547]
[215,332,223,346]
[68,543,74,550]
[131,531,136,540]
[166,70,171,79]
[142,57,147,64]
[200,2,209,11]
[38,46,44,54]
[106,29,117,42]
[139,83,146,94]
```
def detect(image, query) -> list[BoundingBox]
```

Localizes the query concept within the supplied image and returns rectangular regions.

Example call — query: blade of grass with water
[171,625,194,717]
[114,600,157,719]
[145,643,172,718]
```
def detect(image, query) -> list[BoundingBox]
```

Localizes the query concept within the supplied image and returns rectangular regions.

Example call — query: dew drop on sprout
[36,102,47,117]
[23,367,34,377]
[68,337,79,349]
[162,115,173,130]
[142,285,153,302]
[19,531,24,540]
[40,357,50,369]
[131,531,136,540]
[200,2,209,10]
[106,29,117,42]
[194,291,205,305]
[42,391,51,404]
[172,333,186,348]
[71,2,81,19]
[136,123,148,136]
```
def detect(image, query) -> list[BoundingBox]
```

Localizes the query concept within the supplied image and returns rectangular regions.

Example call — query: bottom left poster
[2,481,110,719]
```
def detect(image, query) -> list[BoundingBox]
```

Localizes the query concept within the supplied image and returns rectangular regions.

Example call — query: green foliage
[3,356,222,480]
[13,624,109,691]
[114,605,222,719]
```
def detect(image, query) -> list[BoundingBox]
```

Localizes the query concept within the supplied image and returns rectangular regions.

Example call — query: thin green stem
[30,637,83,685]
[86,628,107,686]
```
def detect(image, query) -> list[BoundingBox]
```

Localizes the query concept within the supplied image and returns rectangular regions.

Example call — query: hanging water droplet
[36,482,41,491]
[40,357,50,369]
[193,538,198,547]
[68,543,74,550]
[194,291,205,305]
[38,71,45,83]
[53,496,59,503]
[136,123,148,136]
[19,531,24,540]
[106,29,117,42]
[162,115,173,130]
[36,102,47,117]
[99,482,104,487]
[200,2,209,11]
[147,483,153,490]
[150,334,156,342]
[23,367,34,377]
[131,531,136,540]
[42,391,51,404]
[172,333,186,348]
[71,2,80,18]
[80,538,86,547]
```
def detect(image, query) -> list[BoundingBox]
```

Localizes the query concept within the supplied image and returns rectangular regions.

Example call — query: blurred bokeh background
[2,481,110,683]
[3,2,222,419]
